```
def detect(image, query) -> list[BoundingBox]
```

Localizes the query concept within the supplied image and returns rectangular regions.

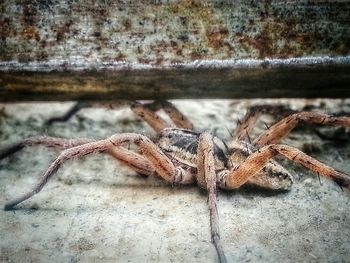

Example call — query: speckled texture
[1,1,350,67]
[0,99,350,262]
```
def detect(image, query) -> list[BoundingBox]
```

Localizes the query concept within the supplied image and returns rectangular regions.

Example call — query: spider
[1,101,350,263]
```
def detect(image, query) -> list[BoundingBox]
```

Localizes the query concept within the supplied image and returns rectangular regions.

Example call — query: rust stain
[21,4,40,42]
[0,18,13,40]
[115,52,127,62]
[206,27,229,49]
[89,6,110,21]
[40,39,47,48]
[22,26,40,41]
[55,21,73,42]
[235,11,350,59]
[332,40,350,56]
[155,56,164,66]
[22,5,37,26]
[122,18,132,31]
[237,19,312,59]
[155,0,231,63]
[138,57,152,64]
[190,45,208,60]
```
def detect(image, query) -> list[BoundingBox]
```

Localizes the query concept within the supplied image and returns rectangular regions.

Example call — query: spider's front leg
[4,133,194,210]
[197,133,227,263]
[0,137,95,160]
[0,136,156,178]
[220,144,350,190]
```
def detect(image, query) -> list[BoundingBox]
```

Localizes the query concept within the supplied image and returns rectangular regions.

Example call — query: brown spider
[1,101,350,263]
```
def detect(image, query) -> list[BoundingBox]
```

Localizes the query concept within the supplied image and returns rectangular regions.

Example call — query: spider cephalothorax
[2,101,350,263]
[158,128,228,171]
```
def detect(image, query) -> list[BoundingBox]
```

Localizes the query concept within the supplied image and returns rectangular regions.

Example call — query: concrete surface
[0,99,349,263]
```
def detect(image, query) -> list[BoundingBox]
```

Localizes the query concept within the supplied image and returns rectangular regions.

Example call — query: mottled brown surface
[1,1,350,64]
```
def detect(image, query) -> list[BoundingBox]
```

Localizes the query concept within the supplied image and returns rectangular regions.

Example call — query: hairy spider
[1,101,350,263]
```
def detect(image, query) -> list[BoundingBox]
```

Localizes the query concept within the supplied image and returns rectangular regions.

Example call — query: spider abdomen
[228,140,293,190]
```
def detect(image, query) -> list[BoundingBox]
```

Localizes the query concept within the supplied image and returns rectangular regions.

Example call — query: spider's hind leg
[233,104,296,142]
[157,101,193,130]
[46,102,94,125]
[46,100,193,132]
[254,112,350,146]
[131,101,193,132]
[46,101,132,125]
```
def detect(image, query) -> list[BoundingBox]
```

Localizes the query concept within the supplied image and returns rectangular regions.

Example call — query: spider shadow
[2,174,200,212]
[217,185,290,199]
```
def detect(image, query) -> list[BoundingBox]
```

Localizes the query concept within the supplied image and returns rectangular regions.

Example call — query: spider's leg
[131,101,193,132]
[197,133,227,263]
[0,137,95,160]
[222,144,350,190]
[233,105,295,141]
[254,112,350,146]
[46,101,131,125]
[108,146,155,176]
[151,101,193,130]
[46,100,192,132]
[0,136,154,176]
[4,133,194,210]
[46,102,92,125]
[131,102,169,132]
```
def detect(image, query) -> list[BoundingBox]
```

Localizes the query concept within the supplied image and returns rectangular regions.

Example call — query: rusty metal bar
[1,1,350,100]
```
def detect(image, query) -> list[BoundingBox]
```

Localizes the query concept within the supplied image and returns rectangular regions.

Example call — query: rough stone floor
[0,99,349,263]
